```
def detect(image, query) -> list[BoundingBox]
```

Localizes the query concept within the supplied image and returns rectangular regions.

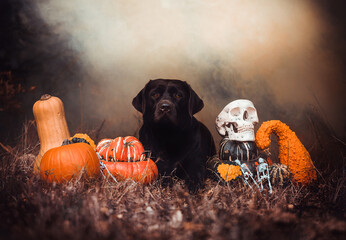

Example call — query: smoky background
[1,0,345,173]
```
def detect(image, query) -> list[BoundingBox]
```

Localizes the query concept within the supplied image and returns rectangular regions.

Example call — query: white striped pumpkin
[96,136,144,162]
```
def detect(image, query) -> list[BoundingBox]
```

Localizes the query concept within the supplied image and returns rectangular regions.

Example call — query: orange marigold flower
[255,120,317,184]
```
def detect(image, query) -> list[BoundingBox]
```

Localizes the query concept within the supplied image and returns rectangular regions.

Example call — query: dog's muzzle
[154,100,177,124]
[158,100,172,113]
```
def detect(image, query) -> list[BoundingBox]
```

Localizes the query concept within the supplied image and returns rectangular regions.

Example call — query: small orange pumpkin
[101,159,158,184]
[96,136,144,162]
[40,143,100,183]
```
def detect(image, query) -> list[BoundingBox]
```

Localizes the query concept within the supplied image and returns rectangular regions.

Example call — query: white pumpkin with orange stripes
[96,136,145,162]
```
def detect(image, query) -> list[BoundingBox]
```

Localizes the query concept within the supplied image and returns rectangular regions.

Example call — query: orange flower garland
[255,120,317,184]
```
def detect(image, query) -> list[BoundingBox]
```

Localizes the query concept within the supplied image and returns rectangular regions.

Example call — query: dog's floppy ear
[132,80,152,113]
[186,82,204,116]
[132,89,144,113]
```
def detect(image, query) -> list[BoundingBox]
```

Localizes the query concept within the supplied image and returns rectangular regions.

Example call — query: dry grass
[0,123,345,240]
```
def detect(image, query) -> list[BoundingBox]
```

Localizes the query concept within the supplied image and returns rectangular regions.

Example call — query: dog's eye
[174,93,182,99]
[151,93,160,99]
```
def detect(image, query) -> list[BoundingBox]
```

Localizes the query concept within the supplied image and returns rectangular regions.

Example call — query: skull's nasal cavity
[243,111,248,120]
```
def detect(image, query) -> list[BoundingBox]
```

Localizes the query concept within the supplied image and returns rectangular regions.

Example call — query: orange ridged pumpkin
[40,143,100,183]
[101,159,158,184]
[255,120,317,184]
[96,136,144,162]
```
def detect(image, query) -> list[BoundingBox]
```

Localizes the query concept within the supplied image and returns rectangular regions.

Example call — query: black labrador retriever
[132,79,216,191]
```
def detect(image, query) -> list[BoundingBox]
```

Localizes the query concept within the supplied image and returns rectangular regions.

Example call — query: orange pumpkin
[96,136,144,162]
[40,143,100,183]
[101,159,158,184]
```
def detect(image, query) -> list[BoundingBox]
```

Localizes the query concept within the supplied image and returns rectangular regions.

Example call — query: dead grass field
[0,123,345,240]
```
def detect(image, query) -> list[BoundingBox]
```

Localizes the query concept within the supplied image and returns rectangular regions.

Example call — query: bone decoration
[216,99,259,141]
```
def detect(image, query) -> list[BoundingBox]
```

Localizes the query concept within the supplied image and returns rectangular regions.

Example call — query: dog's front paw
[186,177,204,194]
[160,175,174,187]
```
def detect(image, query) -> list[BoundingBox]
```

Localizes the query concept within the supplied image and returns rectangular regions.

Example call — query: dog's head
[132,79,204,127]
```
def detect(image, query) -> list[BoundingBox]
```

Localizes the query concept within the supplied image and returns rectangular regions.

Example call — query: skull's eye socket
[230,107,240,116]
[246,107,256,117]
[151,93,160,99]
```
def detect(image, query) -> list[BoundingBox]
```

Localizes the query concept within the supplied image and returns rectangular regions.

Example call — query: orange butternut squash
[33,94,70,173]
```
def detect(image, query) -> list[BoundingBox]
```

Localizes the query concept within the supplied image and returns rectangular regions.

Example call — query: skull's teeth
[236,126,254,133]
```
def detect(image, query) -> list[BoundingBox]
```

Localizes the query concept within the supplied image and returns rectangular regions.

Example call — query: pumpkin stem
[40,94,52,101]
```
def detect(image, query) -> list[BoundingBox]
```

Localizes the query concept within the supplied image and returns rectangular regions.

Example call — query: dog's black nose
[159,103,171,112]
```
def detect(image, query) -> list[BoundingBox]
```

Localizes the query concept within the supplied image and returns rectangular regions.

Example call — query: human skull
[216,99,259,141]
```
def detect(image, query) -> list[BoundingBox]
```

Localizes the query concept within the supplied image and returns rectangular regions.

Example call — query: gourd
[255,120,317,184]
[33,94,70,173]
[62,133,96,150]
[40,143,100,183]
[269,163,291,187]
[101,159,158,184]
[207,156,242,182]
[96,136,144,162]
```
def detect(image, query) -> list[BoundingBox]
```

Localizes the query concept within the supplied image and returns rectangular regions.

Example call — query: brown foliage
[0,123,345,240]
[0,72,36,112]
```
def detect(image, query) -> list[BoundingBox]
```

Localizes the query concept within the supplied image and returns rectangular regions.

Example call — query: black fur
[132,79,216,192]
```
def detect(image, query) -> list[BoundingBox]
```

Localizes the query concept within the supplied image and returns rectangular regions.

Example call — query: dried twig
[0,141,16,157]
